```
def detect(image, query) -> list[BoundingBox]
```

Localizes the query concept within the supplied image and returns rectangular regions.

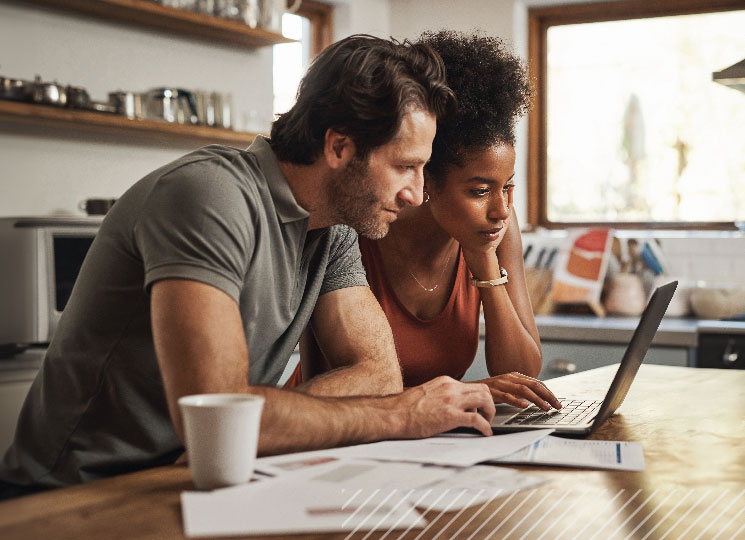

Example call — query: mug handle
[286,0,302,14]
[78,200,88,212]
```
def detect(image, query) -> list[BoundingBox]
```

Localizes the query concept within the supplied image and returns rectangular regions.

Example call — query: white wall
[388,0,515,43]
[0,2,273,217]
[330,0,391,40]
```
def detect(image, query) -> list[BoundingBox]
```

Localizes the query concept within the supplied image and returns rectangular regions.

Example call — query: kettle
[143,88,199,124]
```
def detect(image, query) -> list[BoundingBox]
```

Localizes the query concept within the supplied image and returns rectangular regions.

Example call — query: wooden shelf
[0,99,258,147]
[24,0,295,48]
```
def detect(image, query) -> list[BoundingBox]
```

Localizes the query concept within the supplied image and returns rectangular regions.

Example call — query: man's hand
[473,372,562,411]
[394,376,497,437]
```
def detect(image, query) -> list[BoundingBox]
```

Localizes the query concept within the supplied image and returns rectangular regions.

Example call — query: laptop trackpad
[491,404,524,426]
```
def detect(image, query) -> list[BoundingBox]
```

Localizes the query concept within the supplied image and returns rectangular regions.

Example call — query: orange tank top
[359,238,481,387]
[283,238,482,389]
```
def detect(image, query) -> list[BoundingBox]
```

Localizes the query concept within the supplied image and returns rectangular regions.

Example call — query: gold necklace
[392,236,455,293]
[408,250,453,292]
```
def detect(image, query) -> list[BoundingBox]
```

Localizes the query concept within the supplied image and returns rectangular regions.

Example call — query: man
[0,35,496,497]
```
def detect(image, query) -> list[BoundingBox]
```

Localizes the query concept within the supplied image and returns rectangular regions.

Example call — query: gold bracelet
[470,267,508,287]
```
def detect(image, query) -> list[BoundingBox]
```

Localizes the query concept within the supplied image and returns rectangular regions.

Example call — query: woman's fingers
[485,373,562,410]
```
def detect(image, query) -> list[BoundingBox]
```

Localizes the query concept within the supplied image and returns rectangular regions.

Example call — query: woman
[290,30,560,411]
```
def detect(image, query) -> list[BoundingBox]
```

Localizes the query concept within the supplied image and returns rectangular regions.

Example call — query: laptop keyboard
[505,398,602,426]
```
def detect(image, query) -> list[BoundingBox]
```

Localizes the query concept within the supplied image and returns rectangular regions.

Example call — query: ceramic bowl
[689,282,745,320]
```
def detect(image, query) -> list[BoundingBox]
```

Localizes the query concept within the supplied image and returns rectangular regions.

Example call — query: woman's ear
[423,168,433,192]
[323,128,356,170]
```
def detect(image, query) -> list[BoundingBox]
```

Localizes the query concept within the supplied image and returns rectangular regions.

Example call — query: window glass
[545,10,745,224]
[273,13,311,117]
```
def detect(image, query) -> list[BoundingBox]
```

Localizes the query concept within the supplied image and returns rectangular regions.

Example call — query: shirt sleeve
[320,225,369,295]
[133,158,254,303]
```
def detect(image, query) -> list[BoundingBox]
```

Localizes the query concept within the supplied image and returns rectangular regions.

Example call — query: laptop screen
[590,281,678,429]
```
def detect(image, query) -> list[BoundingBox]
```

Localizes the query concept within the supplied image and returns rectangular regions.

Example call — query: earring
[423,192,430,203]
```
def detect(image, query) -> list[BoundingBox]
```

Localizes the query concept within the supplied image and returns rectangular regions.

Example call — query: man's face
[326,109,437,239]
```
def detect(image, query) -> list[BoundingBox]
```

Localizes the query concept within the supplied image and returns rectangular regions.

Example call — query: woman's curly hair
[421,30,534,186]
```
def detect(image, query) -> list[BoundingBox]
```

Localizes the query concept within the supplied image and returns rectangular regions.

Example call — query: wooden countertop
[1,365,743,539]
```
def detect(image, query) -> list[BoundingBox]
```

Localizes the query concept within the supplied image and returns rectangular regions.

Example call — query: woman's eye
[503,184,515,193]
[471,188,489,197]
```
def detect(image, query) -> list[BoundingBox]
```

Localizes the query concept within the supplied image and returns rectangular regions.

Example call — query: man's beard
[325,156,391,240]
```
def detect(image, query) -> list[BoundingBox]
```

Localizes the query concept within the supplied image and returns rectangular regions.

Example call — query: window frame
[527,0,745,230]
[295,0,333,56]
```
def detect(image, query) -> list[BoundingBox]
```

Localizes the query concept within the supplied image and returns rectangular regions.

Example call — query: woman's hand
[461,213,510,281]
[471,372,562,411]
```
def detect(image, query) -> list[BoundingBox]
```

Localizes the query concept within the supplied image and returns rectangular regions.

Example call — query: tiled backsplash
[657,236,745,283]
[521,229,745,284]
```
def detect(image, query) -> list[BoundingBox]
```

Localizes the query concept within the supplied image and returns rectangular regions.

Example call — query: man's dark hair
[270,34,456,165]
[421,30,534,186]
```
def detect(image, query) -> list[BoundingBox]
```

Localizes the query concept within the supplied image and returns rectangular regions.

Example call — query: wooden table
[1,364,744,539]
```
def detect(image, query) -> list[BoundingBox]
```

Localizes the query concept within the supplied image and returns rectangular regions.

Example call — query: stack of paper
[181,429,646,537]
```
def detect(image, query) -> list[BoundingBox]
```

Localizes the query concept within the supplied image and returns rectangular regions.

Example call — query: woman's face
[427,144,515,248]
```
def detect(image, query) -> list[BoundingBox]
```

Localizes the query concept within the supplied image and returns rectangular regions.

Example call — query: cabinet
[1,0,294,145]
[697,333,745,369]
[538,340,689,379]
[462,337,691,383]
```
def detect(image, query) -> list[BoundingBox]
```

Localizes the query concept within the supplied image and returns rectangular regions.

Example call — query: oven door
[697,333,745,369]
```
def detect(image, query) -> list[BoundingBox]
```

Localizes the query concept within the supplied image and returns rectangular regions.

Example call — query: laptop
[489,280,678,436]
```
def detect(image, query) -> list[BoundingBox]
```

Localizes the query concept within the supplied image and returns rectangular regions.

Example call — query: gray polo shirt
[0,137,368,489]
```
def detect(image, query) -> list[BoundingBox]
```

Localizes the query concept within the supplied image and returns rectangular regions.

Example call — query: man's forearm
[252,385,402,456]
[252,376,497,456]
[295,361,403,397]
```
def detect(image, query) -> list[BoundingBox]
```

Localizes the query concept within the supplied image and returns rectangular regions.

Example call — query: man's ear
[323,128,356,170]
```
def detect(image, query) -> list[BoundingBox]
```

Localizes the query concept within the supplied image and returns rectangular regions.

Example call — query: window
[528,0,745,229]
[273,1,332,118]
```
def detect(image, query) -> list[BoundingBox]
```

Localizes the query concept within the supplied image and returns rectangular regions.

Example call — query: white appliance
[0,216,101,350]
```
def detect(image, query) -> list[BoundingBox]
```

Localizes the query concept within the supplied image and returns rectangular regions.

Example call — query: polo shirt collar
[249,136,310,224]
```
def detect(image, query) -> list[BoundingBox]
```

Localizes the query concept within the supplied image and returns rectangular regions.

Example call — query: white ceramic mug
[178,394,264,490]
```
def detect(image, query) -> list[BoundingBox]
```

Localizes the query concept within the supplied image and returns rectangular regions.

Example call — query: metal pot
[108,91,142,119]
[143,88,198,124]
[67,86,91,109]
[0,75,34,102]
[32,76,67,106]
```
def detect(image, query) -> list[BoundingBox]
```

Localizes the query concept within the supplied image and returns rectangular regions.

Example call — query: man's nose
[397,168,425,207]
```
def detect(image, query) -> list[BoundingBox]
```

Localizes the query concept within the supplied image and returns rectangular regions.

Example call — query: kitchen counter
[535,314,699,347]
[479,314,745,347]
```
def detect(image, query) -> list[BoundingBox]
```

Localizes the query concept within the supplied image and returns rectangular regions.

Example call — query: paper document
[182,459,432,537]
[411,466,547,512]
[257,429,554,473]
[182,458,550,536]
[487,435,645,471]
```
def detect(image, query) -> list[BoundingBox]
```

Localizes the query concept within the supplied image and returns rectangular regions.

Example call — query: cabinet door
[540,341,689,380]
[462,338,690,382]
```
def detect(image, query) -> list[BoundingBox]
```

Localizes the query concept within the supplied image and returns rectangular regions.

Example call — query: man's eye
[471,188,489,197]
[503,184,515,193]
